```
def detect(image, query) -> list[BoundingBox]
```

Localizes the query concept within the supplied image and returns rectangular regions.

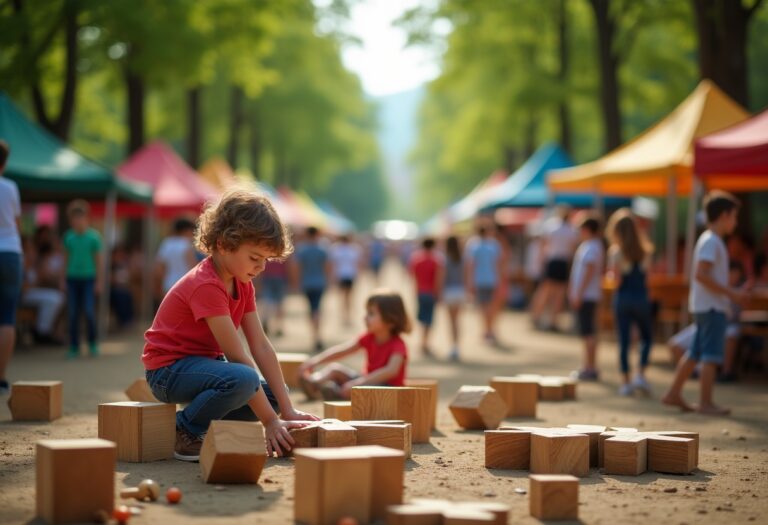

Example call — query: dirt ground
[1,261,767,524]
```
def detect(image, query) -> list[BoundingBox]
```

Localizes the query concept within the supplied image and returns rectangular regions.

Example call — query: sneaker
[618,383,634,396]
[66,346,79,359]
[631,374,651,394]
[319,381,343,401]
[0,380,9,395]
[174,426,203,462]
[88,343,99,357]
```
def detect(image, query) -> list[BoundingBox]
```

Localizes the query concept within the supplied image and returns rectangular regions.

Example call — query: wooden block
[489,377,538,418]
[351,387,431,443]
[323,401,352,421]
[448,386,507,430]
[529,474,579,520]
[566,424,607,467]
[655,431,699,467]
[386,504,443,525]
[356,445,406,520]
[200,420,266,484]
[124,378,159,402]
[647,435,696,474]
[9,381,63,421]
[404,378,439,429]
[351,422,412,458]
[484,430,531,470]
[317,419,357,447]
[530,431,590,477]
[294,447,373,525]
[538,379,565,401]
[97,402,175,462]
[289,422,320,453]
[442,508,496,524]
[277,352,306,388]
[562,379,577,400]
[604,434,648,475]
[36,439,116,524]
[454,502,510,525]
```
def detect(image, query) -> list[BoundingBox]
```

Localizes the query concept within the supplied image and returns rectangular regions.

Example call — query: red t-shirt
[357,332,408,386]
[409,249,443,294]
[142,257,256,370]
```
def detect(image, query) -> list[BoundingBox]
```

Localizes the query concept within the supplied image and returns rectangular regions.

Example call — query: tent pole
[683,178,701,278]
[667,176,677,275]
[142,205,156,322]
[98,189,116,338]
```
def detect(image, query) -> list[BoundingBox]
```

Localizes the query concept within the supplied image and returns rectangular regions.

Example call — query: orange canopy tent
[198,157,239,191]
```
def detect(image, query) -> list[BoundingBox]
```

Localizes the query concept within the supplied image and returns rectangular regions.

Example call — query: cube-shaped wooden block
[97,402,175,462]
[200,420,266,483]
[404,378,439,429]
[277,352,306,388]
[352,422,412,458]
[484,430,531,470]
[538,379,565,401]
[647,435,696,474]
[36,439,116,524]
[357,445,406,520]
[294,447,373,525]
[124,378,158,402]
[604,434,648,475]
[655,431,699,468]
[448,386,507,430]
[489,377,537,418]
[529,474,579,520]
[566,424,606,467]
[323,401,352,421]
[289,423,320,454]
[597,430,635,468]
[317,419,357,447]
[386,504,443,525]
[530,431,590,477]
[351,386,431,443]
[9,381,63,421]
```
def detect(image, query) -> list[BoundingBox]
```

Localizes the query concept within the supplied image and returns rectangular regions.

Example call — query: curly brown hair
[195,189,293,258]
[367,289,412,335]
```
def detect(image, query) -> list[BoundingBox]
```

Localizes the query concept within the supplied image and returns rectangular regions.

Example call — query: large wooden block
[530,431,590,477]
[9,381,63,421]
[442,508,496,524]
[278,352,307,388]
[538,379,565,401]
[357,445,406,520]
[655,431,699,467]
[323,401,352,421]
[404,378,439,429]
[317,419,357,447]
[97,402,175,462]
[647,435,696,474]
[200,420,266,483]
[484,430,531,470]
[489,377,538,418]
[352,422,412,458]
[36,439,116,524]
[294,447,373,525]
[351,387,431,443]
[448,386,507,430]
[386,504,443,525]
[566,424,606,467]
[597,431,630,468]
[604,434,648,475]
[124,378,158,402]
[529,474,579,520]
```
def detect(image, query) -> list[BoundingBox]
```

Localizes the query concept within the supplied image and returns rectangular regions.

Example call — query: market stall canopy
[199,157,239,190]
[548,80,750,196]
[0,92,151,203]
[694,109,768,190]
[482,143,630,209]
[116,141,219,217]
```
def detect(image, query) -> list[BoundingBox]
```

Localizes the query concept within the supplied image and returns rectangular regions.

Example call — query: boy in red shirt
[409,237,444,357]
[142,190,318,461]
[297,289,411,400]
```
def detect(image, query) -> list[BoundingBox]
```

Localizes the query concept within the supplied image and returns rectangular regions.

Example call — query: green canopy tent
[0,91,154,332]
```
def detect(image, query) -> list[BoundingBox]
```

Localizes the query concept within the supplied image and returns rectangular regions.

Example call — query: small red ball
[166,487,182,504]
[112,505,131,523]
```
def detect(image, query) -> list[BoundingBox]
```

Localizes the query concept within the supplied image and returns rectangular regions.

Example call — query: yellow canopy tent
[548,80,750,273]
[198,157,239,190]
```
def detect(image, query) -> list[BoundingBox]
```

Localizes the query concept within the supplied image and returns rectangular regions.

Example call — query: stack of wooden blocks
[350,386,432,443]
[289,418,412,458]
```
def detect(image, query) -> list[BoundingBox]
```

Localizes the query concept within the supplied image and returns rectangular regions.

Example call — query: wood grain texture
[530,431,590,477]
[448,386,507,430]
[9,381,63,421]
[124,378,158,402]
[489,377,538,417]
[98,402,175,462]
[200,421,266,484]
[604,434,648,475]
[351,387,431,443]
[529,474,579,520]
[484,430,531,470]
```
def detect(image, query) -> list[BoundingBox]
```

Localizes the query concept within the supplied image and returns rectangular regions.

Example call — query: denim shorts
[0,252,23,325]
[686,309,727,364]
[304,288,324,314]
[417,293,436,326]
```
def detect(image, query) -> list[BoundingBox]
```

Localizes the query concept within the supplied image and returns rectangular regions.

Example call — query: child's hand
[340,379,361,399]
[281,407,320,422]
[263,418,309,457]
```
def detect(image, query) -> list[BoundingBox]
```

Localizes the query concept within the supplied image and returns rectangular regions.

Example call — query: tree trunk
[249,103,261,179]
[125,69,145,154]
[186,87,201,168]
[227,86,244,168]
[692,0,761,108]
[558,0,572,155]
[589,0,622,152]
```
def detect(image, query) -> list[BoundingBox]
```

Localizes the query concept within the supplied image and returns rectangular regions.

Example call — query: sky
[338,0,441,97]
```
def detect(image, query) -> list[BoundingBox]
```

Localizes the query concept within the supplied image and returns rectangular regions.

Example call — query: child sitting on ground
[298,289,411,400]
[142,189,318,461]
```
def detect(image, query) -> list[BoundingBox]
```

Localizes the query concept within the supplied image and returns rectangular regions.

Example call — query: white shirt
[544,217,578,260]
[569,238,604,302]
[690,230,729,314]
[0,177,22,254]
[330,243,362,280]
[157,236,194,292]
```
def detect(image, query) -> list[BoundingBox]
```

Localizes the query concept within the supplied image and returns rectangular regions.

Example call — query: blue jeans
[66,277,96,346]
[614,297,652,374]
[145,356,281,437]
[0,252,22,325]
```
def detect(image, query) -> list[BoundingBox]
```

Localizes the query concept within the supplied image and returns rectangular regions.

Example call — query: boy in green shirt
[63,200,102,357]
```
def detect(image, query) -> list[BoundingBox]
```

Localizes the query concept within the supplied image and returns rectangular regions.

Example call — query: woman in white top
[330,235,362,326]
